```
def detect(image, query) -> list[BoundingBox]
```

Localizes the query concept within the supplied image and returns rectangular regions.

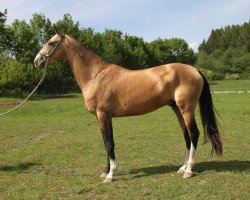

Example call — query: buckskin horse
[34,30,222,183]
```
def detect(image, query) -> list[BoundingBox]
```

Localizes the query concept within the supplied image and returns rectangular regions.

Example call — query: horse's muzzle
[34,53,47,69]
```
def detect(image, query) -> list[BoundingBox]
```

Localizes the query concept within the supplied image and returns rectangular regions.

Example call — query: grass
[209,79,250,92]
[0,93,249,199]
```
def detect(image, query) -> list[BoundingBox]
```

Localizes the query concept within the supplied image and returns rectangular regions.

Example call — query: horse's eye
[48,42,54,47]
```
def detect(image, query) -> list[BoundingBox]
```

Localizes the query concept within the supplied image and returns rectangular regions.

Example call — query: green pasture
[210,79,250,92]
[0,93,249,199]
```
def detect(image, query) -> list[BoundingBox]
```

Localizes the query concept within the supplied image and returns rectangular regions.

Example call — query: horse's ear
[54,24,64,37]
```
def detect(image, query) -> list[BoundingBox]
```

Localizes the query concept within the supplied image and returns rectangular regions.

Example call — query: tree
[147,38,196,66]
[0,9,12,55]
[30,13,53,45]
[78,27,95,50]
[0,59,41,95]
[147,38,174,65]
[197,20,250,79]
[55,14,81,38]
[0,13,198,95]
[168,38,197,64]
[9,19,39,63]
[123,35,149,69]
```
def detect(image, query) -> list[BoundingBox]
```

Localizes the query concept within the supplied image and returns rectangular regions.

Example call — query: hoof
[183,172,193,178]
[177,169,185,174]
[103,178,113,183]
[100,172,108,178]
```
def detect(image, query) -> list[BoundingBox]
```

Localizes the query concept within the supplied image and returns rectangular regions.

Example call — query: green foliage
[198,68,213,81]
[224,73,240,80]
[0,59,41,95]
[199,21,250,53]
[38,62,78,94]
[0,9,7,52]
[197,48,250,80]
[1,11,249,94]
[0,9,13,55]
[9,19,39,63]
[98,29,126,65]
[123,35,150,69]
[0,12,197,96]
[197,20,250,80]
[55,14,81,38]
[30,13,53,44]
[148,38,196,66]
[4,13,250,92]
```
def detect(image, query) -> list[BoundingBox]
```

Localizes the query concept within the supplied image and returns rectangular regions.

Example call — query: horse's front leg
[97,112,116,183]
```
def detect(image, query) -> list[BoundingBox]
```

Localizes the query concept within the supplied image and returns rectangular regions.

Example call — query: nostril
[34,59,39,68]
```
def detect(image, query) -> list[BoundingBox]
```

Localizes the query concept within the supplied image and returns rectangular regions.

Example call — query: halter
[38,34,65,60]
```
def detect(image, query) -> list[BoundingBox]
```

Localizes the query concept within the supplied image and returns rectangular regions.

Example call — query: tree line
[0,9,249,95]
[0,11,196,95]
[197,20,250,80]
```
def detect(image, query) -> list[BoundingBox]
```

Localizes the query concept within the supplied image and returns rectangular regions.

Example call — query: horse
[34,29,222,183]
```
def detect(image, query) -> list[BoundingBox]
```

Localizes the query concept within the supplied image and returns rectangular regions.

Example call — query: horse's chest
[84,98,96,114]
[83,86,111,115]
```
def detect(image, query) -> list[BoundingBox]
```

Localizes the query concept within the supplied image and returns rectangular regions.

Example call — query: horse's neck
[65,36,108,91]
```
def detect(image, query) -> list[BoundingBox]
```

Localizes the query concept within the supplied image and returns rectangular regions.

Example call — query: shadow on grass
[129,164,177,179]
[0,162,39,172]
[195,160,250,173]
[129,160,250,179]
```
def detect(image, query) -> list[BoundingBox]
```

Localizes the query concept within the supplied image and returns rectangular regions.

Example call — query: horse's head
[34,27,65,68]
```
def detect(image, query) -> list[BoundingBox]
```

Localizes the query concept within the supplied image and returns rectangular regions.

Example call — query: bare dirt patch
[0,102,22,108]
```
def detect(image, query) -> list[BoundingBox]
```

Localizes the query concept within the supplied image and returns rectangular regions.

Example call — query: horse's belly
[113,94,172,117]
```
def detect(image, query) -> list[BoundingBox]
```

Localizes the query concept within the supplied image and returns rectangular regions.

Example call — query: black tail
[198,70,223,156]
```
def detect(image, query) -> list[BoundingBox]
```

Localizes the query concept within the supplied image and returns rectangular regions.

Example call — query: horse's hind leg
[181,110,200,178]
[171,104,190,174]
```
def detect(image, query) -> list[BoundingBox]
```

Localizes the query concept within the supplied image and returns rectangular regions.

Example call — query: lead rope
[0,58,49,116]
